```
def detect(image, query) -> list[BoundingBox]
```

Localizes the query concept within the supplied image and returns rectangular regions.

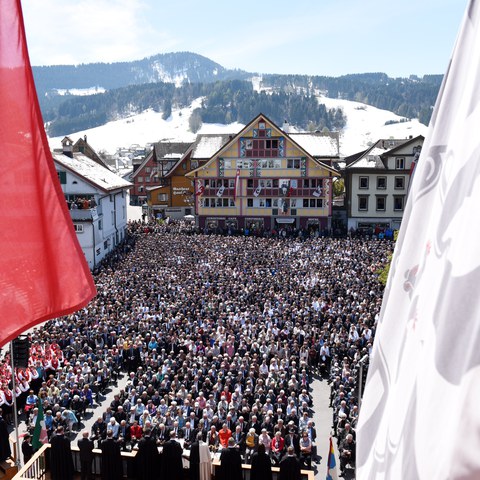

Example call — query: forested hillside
[36,52,442,136]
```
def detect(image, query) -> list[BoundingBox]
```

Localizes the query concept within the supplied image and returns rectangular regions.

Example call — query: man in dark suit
[279,446,302,480]
[160,431,183,480]
[101,430,122,480]
[136,427,160,480]
[218,437,242,480]
[50,426,75,480]
[77,430,94,480]
[182,421,195,447]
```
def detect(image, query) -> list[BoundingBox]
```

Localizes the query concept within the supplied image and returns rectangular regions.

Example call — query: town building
[130,142,192,206]
[344,135,424,233]
[53,143,132,270]
[186,113,339,233]
[146,134,234,219]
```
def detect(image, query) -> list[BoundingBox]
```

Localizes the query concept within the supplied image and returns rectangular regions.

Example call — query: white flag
[216,185,225,197]
[358,3,480,479]
[254,185,262,197]
[312,184,322,198]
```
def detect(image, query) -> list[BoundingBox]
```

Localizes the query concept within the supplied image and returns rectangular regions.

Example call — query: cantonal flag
[0,0,96,347]
[357,2,480,479]
[326,437,338,480]
[32,402,48,450]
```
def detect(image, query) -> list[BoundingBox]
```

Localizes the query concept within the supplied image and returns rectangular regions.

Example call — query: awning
[275,218,295,224]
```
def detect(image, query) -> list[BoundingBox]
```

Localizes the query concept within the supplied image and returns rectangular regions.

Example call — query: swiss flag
[0,0,96,347]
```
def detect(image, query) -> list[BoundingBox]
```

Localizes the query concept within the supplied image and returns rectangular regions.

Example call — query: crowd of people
[2,220,393,478]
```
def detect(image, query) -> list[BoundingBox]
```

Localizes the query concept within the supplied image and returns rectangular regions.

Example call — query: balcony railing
[13,443,315,480]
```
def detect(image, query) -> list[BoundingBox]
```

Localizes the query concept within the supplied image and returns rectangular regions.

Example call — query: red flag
[0,0,96,347]
[234,168,240,201]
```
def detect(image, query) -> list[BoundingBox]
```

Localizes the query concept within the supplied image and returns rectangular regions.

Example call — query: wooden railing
[12,444,315,480]
[13,444,49,480]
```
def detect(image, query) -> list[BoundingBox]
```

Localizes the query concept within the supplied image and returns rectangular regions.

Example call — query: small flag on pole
[326,437,338,480]
[32,402,48,450]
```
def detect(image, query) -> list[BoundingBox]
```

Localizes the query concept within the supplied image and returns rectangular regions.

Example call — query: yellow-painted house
[186,113,339,234]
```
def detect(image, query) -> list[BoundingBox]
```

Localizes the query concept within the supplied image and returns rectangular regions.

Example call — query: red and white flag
[358,2,480,479]
[0,0,96,347]
[234,168,240,201]
[195,179,205,196]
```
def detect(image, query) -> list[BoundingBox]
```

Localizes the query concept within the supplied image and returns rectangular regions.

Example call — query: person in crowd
[279,445,302,480]
[21,433,33,464]
[77,430,94,480]
[50,426,74,480]
[250,443,272,480]
[100,430,122,480]
[218,437,242,480]
[135,427,160,480]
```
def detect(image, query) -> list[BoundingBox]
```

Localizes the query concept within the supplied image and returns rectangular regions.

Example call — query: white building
[345,135,424,232]
[53,149,132,270]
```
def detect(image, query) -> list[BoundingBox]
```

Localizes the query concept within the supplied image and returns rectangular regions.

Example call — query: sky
[22,0,467,78]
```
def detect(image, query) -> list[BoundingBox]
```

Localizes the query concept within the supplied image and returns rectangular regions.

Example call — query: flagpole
[9,342,21,469]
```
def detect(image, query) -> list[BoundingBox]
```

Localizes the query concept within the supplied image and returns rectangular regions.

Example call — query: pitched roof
[53,152,132,192]
[154,142,192,159]
[190,134,234,159]
[345,138,417,170]
[289,132,339,157]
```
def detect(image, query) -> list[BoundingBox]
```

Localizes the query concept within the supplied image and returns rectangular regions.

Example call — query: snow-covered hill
[48,96,428,158]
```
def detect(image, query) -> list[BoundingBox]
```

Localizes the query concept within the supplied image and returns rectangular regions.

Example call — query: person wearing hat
[21,432,33,464]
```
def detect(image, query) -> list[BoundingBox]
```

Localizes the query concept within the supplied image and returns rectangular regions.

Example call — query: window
[145,177,151,183]
[395,176,405,189]
[396,157,405,169]
[247,179,254,188]
[376,196,386,211]
[191,160,199,169]
[98,220,103,230]
[303,199,309,208]
[137,176,144,182]
[287,158,301,169]
[359,177,369,189]
[273,179,279,188]
[229,179,235,188]
[394,196,405,211]
[145,167,151,173]
[57,171,67,184]
[247,199,253,207]
[73,224,83,233]
[158,193,168,202]
[358,196,369,211]
[316,199,323,208]
[377,177,387,189]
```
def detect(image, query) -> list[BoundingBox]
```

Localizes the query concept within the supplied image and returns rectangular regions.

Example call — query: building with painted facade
[186,114,339,233]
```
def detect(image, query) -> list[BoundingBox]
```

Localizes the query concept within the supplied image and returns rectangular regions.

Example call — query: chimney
[61,137,74,158]
[282,120,290,133]
[84,135,87,142]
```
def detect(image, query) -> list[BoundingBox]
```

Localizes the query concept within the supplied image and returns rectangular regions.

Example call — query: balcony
[69,206,102,222]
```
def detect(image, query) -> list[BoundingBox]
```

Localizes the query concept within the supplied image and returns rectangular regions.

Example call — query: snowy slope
[48,96,428,157]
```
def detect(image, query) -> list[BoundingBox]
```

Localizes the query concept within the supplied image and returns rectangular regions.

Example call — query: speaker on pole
[12,336,29,369]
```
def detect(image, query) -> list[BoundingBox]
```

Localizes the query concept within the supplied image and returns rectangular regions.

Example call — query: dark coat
[218,447,243,480]
[250,451,273,480]
[50,433,74,480]
[188,440,200,480]
[160,439,183,480]
[136,435,160,480]
[101,437,123,480]
[0,417,11,462]
[279,455,302,480]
